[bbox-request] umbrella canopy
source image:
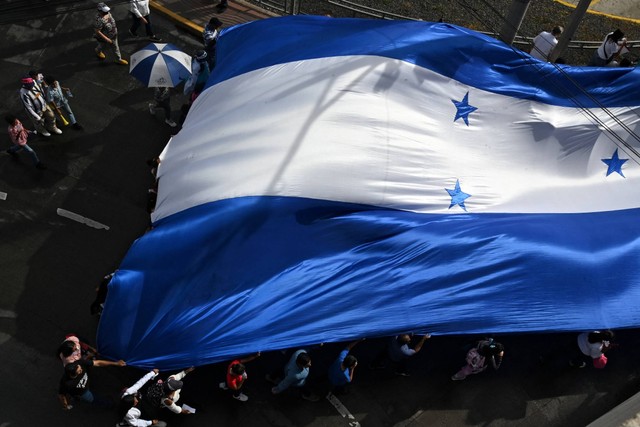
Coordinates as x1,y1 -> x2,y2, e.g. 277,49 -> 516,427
129,43 -> 192,87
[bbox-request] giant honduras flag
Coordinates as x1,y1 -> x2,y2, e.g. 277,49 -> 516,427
97,16 -> 640,369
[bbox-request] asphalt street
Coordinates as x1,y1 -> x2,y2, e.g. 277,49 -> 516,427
1,1 -> 640,427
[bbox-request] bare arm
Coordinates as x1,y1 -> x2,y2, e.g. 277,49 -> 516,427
346,338 -> 364,351
413,334 -> 431,353
490,351 -> 504,370
93,359 -> 126,368
58,394 -> 72,410
239,351 -> 261,364
94,28 -> 112,43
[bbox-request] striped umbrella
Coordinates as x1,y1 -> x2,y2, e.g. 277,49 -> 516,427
129,43 -> 192,87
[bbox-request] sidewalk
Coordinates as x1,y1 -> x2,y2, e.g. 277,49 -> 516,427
150,0 -> 277,38
556,0 -> 640,23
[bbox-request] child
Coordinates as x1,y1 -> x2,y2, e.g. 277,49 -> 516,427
5,114 -> 45,169
43,75 -> 83,130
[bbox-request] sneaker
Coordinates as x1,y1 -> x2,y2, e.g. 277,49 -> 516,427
95,49 -> 106,60
301,393 -> 320,402
149,103 -> 156,115
218,382 -> 228,390
394,371 -> 410,377
40,130 -> 51,137
232,393 -> 248,402
116,58 -> 129,65
451,373 -> 465,381
72,123 -> 83,130
128,29 -> 138,38
35,162 -> 47,170
569,360 -> 586,368
50,127 -> 62,135
149,35 -> 162,42
165,119 -> 177,127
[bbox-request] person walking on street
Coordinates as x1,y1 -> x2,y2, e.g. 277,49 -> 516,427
19,77 -> 61,137
56,334 -> 98,367
570,330 -> 615,369
219,352 -> 261,402
268,349 -> 319,401
328,340 -> 362,394
203,17 -> 223,70
128,0 -> 161,41
44,75 -> 83,130
94,2 -> 128,65
371,334 -> 431,376
149,87 -> 177,127
118,368 -> 167,426
530,26 -> 563,62
58,358 -> 126,410
5,114 -> 46,169
183,50 -> 210,100
216,0 -> 228,13
161,367 -> 196,414
452,338 -> 504,381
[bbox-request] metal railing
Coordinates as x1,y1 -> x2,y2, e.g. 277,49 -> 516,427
326,0 -> 414,20
244,0 -> 639,52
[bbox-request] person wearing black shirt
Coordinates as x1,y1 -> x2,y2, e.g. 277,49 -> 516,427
58,358 -> 126,410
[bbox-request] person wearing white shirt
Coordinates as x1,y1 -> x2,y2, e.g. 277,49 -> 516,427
530,26 -> 563,62
589,29 -> 626,66
118,369 -> 167,427
128,0 -> 161,41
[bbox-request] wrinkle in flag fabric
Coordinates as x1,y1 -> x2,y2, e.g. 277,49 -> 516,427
97,16 -> 640,369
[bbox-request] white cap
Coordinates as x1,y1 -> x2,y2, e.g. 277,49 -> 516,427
97,2 -> 110,12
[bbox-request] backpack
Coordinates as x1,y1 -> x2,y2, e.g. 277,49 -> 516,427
465,348 -> 486,371
146,379 -> 165,407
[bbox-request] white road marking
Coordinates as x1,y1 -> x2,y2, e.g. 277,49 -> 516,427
56,208 -> 110,230
0,309 -> 16,319
393,410 -> 424,427
326,392 -> 361,427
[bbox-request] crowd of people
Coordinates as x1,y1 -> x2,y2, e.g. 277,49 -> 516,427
3,3 -> 631,425
5,0 -> 635,170
54,326 -> 618,425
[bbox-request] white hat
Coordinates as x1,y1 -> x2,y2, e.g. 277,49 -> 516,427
97,2 -> 110,12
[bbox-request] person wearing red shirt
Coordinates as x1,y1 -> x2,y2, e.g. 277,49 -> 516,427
219,352 -> 260,402
5,114 -> 46,169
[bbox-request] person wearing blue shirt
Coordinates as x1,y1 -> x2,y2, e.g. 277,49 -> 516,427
370,333 -> 431,376
328,340 -> 363,394
270,349 -> 318,401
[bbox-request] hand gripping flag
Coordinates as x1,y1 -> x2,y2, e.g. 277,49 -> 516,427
97,16 -> 640,369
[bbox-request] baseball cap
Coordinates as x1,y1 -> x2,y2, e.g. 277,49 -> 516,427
97,2 -> 110,12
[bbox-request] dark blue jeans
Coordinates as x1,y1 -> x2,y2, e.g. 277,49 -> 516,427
8,143 -> 40,165
130,13 -> 154,37
77,389 -> 113,409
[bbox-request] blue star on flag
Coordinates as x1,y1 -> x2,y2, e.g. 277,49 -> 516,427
451,92 -> 478,126
601,148 -> 628,177
446,179 -> 471,211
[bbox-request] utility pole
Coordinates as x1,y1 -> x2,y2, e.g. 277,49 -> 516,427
548,0 -> 592,63
499,0 -> 531,46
